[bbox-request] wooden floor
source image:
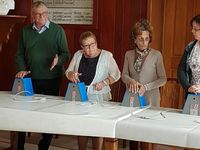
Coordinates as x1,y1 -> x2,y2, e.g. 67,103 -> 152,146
0,131 -> 129,150
0,131 -> 187,150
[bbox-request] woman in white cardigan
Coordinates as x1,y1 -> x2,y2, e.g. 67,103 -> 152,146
65,31 -> 120,150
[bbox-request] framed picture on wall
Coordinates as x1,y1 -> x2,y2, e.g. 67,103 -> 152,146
32,0 -> 98,28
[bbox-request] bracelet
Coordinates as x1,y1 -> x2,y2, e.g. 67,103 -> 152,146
103,80 -> 108,86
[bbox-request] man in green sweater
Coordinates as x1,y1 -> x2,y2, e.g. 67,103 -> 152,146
15,1 -> 70,150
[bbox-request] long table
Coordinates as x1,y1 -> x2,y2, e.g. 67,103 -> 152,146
0,92 -> 134,137
116,107 -> 200,149
0,91 -> 134,150
1,92 -> 200,149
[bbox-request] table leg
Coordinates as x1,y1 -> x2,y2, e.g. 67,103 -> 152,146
104,138 -> 118,150
10,131 -> 18,150
2,131 -> 18,150
140,142 -> 154,150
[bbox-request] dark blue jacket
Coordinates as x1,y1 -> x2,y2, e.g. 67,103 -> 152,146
178,40 -> 197,90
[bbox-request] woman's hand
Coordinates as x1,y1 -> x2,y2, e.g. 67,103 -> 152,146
129,79 -> 140,93
188,84 -> 200,94
138,84 -> 145,96
67,71 -> 80,83
129,79 -> 145,95
93,81 -> 105,91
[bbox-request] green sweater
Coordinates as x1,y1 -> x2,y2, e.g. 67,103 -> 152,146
16,22 -> 70,79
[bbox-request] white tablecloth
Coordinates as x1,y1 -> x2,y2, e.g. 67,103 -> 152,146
187,121 -> 200,149
116,108 -> 200,148
0,91 -> 64,110
0,92 -> 134,138
1,92 -> 200,148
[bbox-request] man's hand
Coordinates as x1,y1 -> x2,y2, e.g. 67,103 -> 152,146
15,71 -> 31,78
50,54 -> 58,71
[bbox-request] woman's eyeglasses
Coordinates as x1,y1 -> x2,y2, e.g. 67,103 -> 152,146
136,37 -> 150,43
81,42 -> 96,50
192,28 -> 200,32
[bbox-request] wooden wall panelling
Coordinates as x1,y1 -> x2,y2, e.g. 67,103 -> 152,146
59,28 -> 75,96
98,0 -> 116,52
162,0 -> 176,78
98,0 -> 119,101
0,24 -> 22,91
0,0 -> 31,91
111,0 -> 125,102
112,0 -> 133,102
171,0 -> 188,80
147,0 -> 164,51
160,81 -> 180,108
131,0 -> 148,25
185,1 -> 196,44
159,0 -> 184,108
195,0 -> 200,18
9,0 -> 31,23
111,0 -> 148,102
173,0 -> 188,56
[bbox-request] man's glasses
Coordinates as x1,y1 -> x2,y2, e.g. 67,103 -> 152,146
33,11 -> 48,18
81,42 -> 96,50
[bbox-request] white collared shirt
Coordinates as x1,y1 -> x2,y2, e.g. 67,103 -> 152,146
32,20 -> 50,34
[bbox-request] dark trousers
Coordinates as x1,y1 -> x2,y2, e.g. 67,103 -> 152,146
129,141 -> 138,150
18,132 -> 53,150
129,141 -> 148,150
17,77 -> 61,150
